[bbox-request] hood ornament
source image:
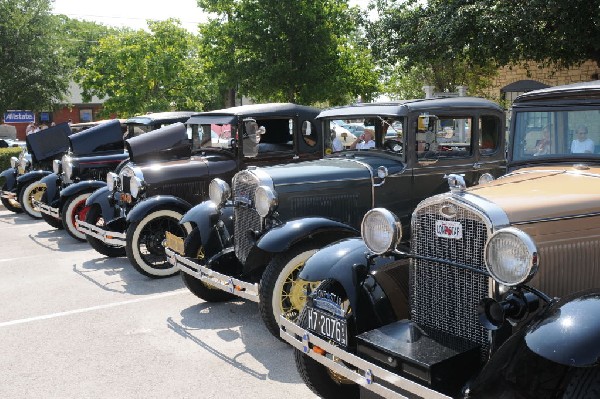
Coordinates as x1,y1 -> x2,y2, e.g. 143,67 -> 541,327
444,174 -> 466,194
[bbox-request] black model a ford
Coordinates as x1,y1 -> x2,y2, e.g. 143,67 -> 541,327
36,112 -> 194,240
281,81 -> 600,398
0,122 -> 72,218
77,103 -> 322,277
167,97 -> 507,338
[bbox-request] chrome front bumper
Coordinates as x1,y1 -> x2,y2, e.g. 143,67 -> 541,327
76,219 -> 126,246
33,199 -> 60,219
166,247 -> 259,302
278,316 -> 451,399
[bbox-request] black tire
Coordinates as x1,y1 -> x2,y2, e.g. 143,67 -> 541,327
294,280 -> 359,399
84,205 -> 126,257
18,180 -> 46,219
180,227 -> 234,302
125,208 -> 190,278
563,367 -> 600,398
40,191 -> 63,229
1,183 -> 23,213
258,242 -> 321,338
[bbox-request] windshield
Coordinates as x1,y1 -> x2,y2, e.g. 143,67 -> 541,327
194,124 -> 233,150
512,108 -> 600,162
325,117 -> 403,155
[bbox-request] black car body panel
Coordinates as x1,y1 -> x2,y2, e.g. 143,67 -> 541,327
126,122 -> 190,164
69,119 -> 124,156
26,122 -> 72,164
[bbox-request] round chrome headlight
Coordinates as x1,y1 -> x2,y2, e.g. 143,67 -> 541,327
106,172 -> 119,192
19,156 -> 30,170
478,173 -> 494,185
10,156 -> 18,169
129,176 -> 145,198
254,185 -> 277,217
53,159 -> 62,175
209,178 -> 231,206
484,227 -> 538,286
361,208 -> 402,255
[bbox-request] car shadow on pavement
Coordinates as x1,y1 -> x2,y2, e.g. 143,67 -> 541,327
74,256 -> 185,296
168,301 -> 304,384
27,228 -> 93,252
0,212 -> 40,226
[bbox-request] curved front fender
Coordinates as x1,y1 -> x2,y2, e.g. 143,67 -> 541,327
525,289 -> 600,367
299,237 -> 368,314
256,217 -> 359,254
61,180 -> 106,200
126,195 -> 192,224
40,173 -> 62,204
1,168 -> 18,191
16,170 -> 51,191
179,201 -> 234,248
85,186 -> 117,221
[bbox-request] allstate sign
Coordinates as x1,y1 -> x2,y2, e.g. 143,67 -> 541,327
4,110 -> 35,123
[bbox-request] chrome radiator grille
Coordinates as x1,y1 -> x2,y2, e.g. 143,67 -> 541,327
410,199 -> 491,357
233,171 -> 261,263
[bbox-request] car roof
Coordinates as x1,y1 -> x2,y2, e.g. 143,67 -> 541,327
125,111 -> 197,125
187,103 -> 321,125
316,97 -> 503,119
514,80 -> 600,104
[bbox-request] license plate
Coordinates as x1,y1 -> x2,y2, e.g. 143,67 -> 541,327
165,231 -> 185,255
435,220 -> 462,239
307,306 -> 348,347
120,193 -> 133,203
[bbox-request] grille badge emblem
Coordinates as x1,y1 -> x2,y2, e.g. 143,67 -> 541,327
440,204 -> 458,219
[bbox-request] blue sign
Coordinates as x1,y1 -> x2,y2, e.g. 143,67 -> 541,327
4,110 -> 35,123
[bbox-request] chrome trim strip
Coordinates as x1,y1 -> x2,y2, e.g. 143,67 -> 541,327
511,211 -> 600,226
33,199 -> 60,219
279,316 -> 451,399
75,219 -> 126,246
167,247 -> 260,302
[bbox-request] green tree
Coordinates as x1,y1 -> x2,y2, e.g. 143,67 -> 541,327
368,0 -> 499,96
197,0 -> 380,105
77,19 -> 219,117
0,0 -> 71,114
370,0 -> 600,80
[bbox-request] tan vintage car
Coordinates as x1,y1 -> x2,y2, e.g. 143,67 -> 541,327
282,80 -> 600,398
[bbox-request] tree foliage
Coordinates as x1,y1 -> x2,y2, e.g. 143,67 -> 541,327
196,0 -> 381,105
370,0 -> 600,86
76,19 -> 219,117
0,0 -> 71,114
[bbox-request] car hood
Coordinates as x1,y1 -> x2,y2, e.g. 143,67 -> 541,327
263,156 -> 372,186
125,122 -> 190,164
69,119 -> 124,156
26,122 -> 71,163
468,165 -> 600,223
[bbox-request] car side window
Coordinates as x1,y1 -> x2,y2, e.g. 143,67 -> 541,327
243,118 -> 295,157
416,115 -> 472,160
302,120 -> 318,147
479,115 -> 502,155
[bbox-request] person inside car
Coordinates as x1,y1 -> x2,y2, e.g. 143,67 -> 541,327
350,128 -> 375,150
571,125 -> 595,154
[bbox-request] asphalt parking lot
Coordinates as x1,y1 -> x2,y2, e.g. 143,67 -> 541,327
0,206 -> 317,398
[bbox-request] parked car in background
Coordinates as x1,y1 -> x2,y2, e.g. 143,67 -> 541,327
78,103 -> 323,278
0,122 -> 72,217
282,80 -> 600,399
36,112 -> 195,240
167,97 -> 507,337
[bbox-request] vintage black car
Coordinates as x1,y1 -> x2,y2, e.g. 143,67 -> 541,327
281,81 -> 600,398
167,97 -> 507,337
0,122 -> 72,217
77,103 -> 323,277
36,112 -> 195,240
